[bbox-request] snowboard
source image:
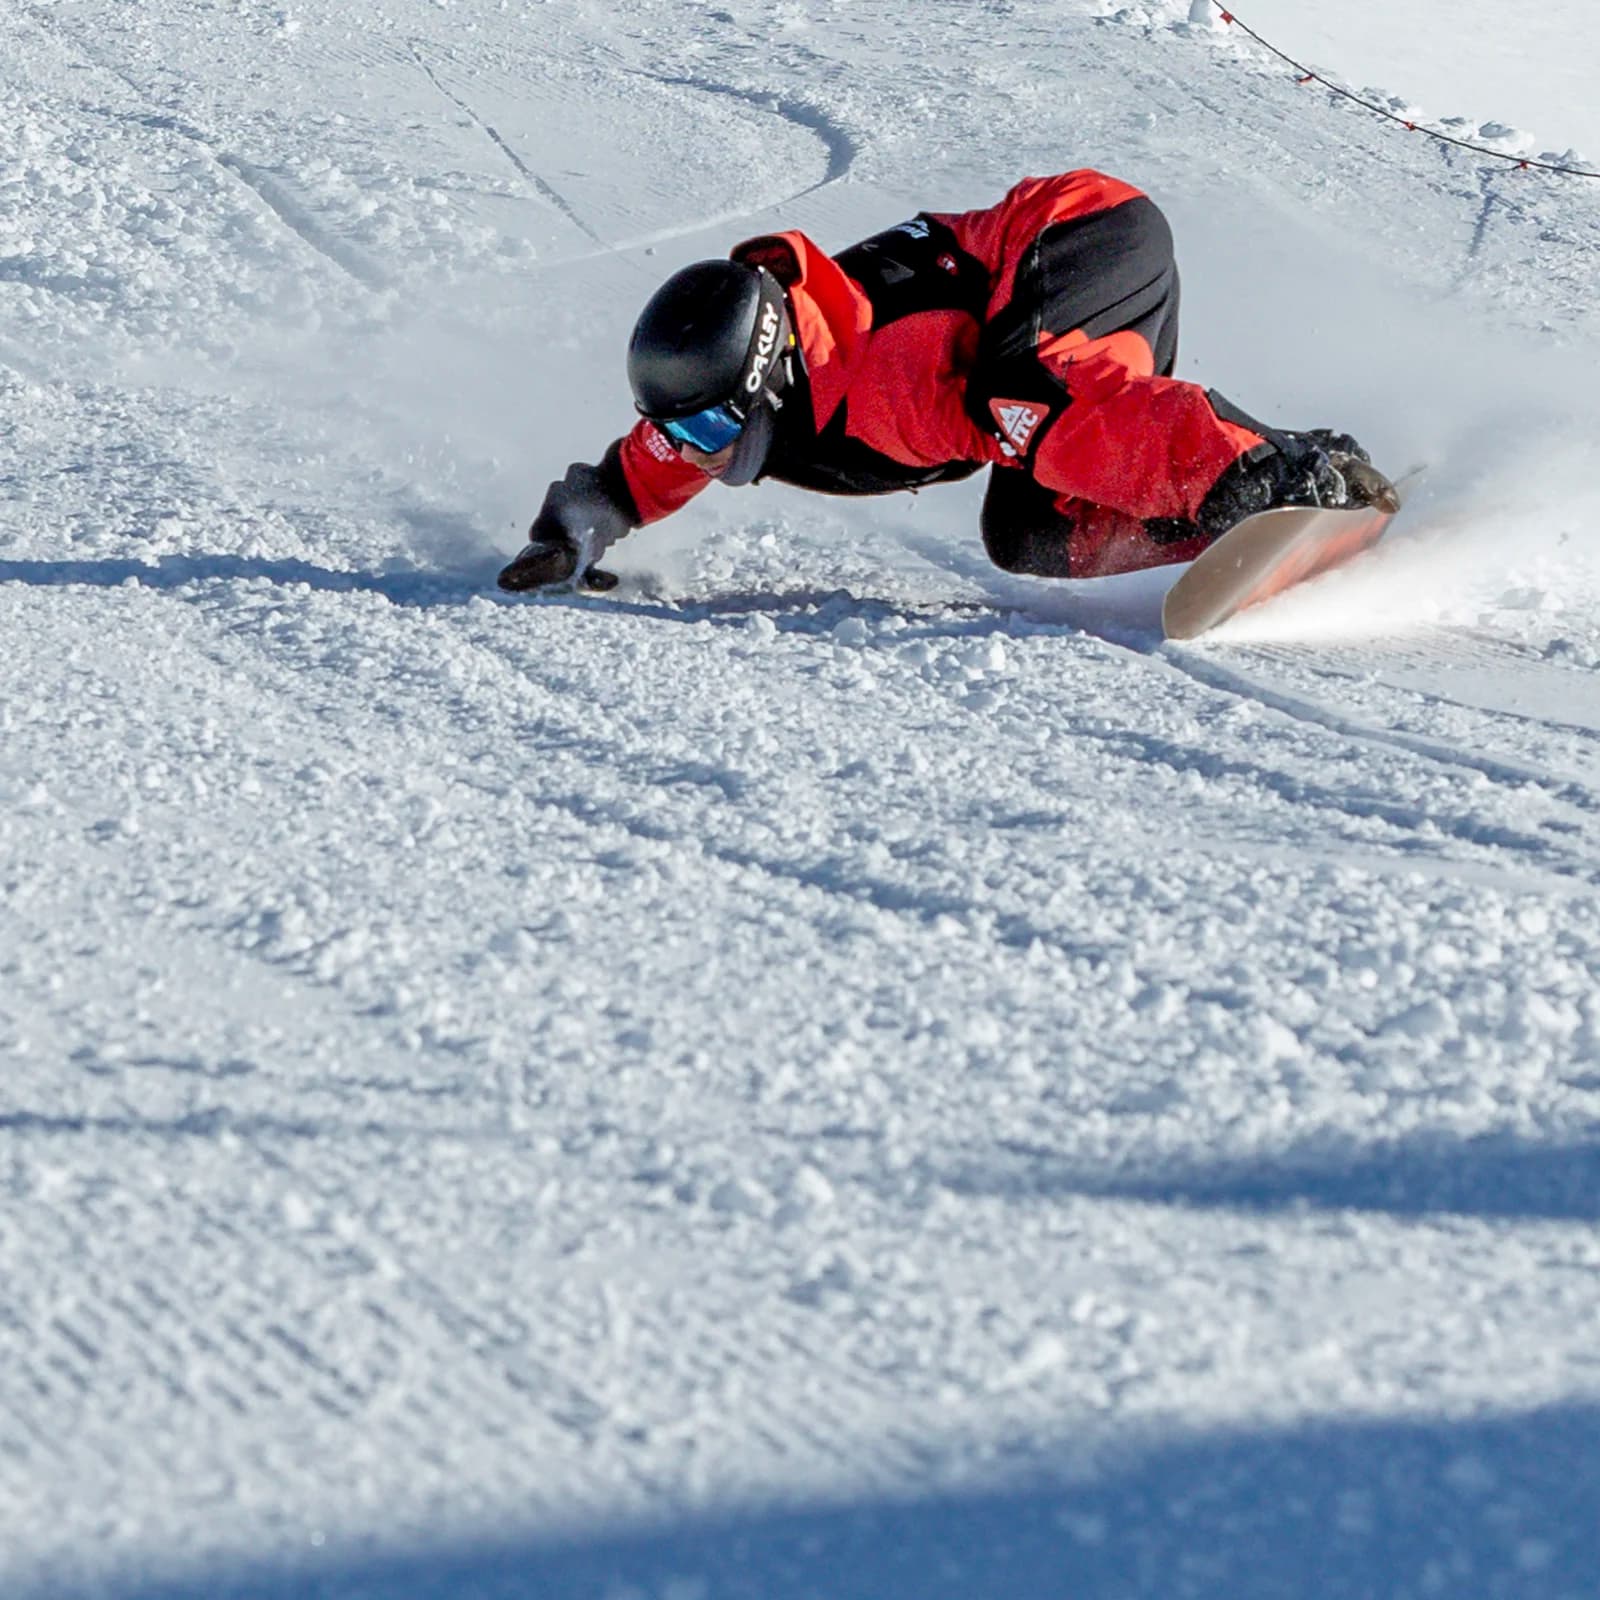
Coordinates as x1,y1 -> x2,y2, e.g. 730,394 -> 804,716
1161,466 -> 1405,641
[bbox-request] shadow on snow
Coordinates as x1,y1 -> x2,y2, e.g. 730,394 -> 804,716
0,550 -> 1121,638
0,552 -> 491,609
944,1127 -> 1600,1223
48,1400 -> 1600,1600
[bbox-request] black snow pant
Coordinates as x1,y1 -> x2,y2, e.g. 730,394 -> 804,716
975,196 -> 1209,578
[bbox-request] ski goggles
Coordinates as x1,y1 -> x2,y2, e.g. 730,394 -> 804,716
656,401 -> 748,455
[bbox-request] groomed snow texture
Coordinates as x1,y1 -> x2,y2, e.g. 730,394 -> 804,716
3,2 -> 1600,1596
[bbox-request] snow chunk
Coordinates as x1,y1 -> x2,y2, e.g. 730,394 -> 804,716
1252,1014 -> 1304,1063
1443,1452 -> 1497,1498
990,1331 -> 1071,1391
775,1164 -> 836,1225
1378,997 -> 1457,1042
1502,989 -> 1579,1044
958,635 -> 1007,676
1477,121 -> 1533,148
707,1176 -> 770,1218
1057,1509 -> 1109,1546
789,1248 -> 866,1306
1517,1541 -> 1556,1574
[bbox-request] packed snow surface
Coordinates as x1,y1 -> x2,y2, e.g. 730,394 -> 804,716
4,1 -> 1600,1596
1203,0 -> 1600,164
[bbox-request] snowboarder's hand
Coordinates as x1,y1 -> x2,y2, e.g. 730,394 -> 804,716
498,462 -> 633,592
497,530 -> 581,591
536,464 -> 632,554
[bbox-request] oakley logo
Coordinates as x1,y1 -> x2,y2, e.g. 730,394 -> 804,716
744,302 -> 783,394
990,398 -> 1046,456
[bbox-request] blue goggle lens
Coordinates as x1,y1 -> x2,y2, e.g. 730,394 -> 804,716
658,403 -> 747,454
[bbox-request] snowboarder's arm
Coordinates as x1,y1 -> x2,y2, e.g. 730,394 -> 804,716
497,424 -> 711,592
615,419 -> 713,524
529,422 -> 713,554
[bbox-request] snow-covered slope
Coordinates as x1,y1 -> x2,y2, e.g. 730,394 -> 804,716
1207,0 -> 1600,163
3,2 -> 1600,1596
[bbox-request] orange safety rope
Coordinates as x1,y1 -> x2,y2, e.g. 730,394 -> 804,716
1210,4 -> 1600,180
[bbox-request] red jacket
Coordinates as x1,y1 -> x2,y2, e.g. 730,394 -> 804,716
611,172 -> 1262,530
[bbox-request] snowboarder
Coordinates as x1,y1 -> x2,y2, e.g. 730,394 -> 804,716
498,168 -> 1388,593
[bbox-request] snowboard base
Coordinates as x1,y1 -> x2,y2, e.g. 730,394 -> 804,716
1161,486 -> 1400,641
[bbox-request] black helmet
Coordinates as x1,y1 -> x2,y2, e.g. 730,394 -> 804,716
627,259 -> 794,487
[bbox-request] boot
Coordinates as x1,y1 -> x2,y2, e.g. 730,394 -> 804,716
1199,431 -> 1396,540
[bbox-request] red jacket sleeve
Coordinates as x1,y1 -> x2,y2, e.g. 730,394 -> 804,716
616,419 -> 713,526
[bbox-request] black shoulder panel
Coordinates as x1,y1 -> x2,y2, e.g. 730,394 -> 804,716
834,215 -> 990,329
765,406 -> 978,496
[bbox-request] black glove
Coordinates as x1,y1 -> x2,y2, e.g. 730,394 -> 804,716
1297,428 -> 1371,465
498,461 -> 633,593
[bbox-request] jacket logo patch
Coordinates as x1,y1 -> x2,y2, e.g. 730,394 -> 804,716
989,398 -> 1046,457
642,423 -> 680,462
